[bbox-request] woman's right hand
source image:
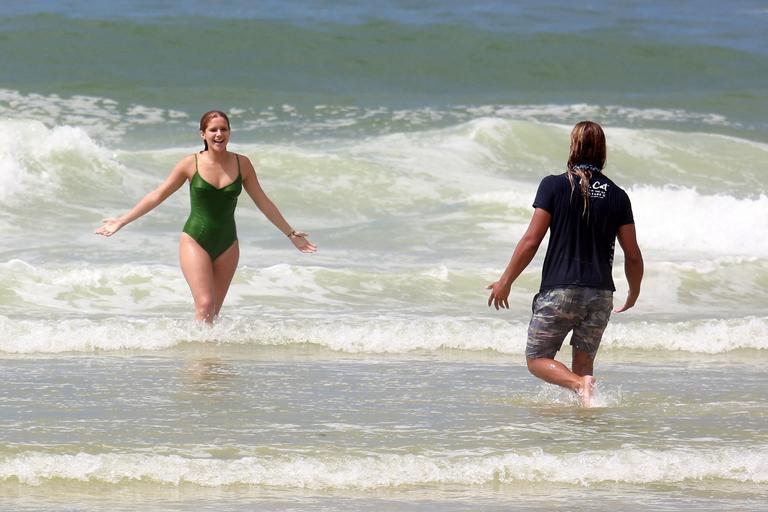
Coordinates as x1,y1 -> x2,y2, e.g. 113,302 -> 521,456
95,217 -> 125,237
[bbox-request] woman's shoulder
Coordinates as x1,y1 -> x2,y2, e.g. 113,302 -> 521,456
175,153 -> 198,167
169,153 -> 198,176
231,152 -> 255,172
230,151 -> 252,162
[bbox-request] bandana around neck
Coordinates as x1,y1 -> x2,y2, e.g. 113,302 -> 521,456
571,163 -> 601,173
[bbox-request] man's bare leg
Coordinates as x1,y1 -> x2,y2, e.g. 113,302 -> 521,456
571,348 -> 594,376
571,348 -> 596,406
527,356 -> 595,407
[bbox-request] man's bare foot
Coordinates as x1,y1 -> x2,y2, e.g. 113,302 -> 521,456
577,375 -> 596,407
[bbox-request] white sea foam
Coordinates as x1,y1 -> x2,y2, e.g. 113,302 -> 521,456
475,104 -> 734,127
0,260 -> 188,314
1,255 -> 767,355
604,316 -> 768,353
0,119 -> 118,202
232,103 -> 739,136
1,446 -> 765,488
0,88 -> 188,140
532,382 -> 624,408
0,90 -> 748,151
1,312 -> 766,355
0,314 -> 527,354
2,253 -> 767,324
2,110 -> 765,237
629,186 -> 768,256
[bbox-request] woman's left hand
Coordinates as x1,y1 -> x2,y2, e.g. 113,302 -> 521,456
289,232 -> 317,253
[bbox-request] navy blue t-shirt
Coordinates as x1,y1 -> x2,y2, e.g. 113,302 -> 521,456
533,172 -> 634,292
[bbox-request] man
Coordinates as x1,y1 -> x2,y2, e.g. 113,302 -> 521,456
487,121 -> 643,407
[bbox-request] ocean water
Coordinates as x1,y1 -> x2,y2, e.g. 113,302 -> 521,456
1,1 -> 767,510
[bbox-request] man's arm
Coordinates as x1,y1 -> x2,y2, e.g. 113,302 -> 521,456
614,223 -> 643,313
487,208 -> 551,310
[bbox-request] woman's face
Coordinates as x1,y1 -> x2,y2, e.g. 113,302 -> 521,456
201,116 -> 230,151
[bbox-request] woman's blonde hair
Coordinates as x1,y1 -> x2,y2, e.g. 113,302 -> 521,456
566,121 -> 606,217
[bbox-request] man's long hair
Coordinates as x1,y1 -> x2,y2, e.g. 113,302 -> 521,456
566,121 -> 607,217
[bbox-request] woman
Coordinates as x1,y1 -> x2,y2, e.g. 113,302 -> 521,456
96,110 -> 316,323
487,121 -> 643,406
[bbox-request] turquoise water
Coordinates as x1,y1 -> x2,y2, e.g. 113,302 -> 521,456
1,1 -> 767,510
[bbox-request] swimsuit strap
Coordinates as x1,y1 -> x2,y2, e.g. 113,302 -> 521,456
194,153 -> 199,172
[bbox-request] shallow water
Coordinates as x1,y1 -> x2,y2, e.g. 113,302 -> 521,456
1,349 -> 766,510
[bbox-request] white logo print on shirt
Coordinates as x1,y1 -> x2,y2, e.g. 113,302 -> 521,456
589,180 -> 609,199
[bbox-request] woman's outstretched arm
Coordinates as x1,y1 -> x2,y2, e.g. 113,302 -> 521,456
240,155 -> 316,253
95,155 -> 192,237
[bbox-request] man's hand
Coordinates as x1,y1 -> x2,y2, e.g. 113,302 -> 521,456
487,281 -> 511,310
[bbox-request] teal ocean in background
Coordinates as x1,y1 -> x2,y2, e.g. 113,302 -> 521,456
1,1 -> 767,510
2,0 -> 768,143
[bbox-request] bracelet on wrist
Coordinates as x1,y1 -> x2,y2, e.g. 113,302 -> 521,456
287,229 -> 309,239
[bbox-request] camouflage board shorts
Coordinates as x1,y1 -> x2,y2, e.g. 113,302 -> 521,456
526,287 -> 613,360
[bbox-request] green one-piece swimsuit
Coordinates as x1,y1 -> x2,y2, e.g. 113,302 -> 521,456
182,153 -> 242,260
